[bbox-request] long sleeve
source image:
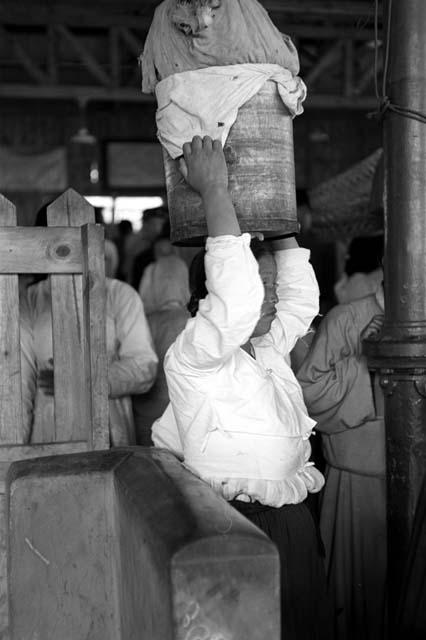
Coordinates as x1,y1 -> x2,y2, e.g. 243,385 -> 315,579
297,302 -> 376,434
107,280 -> 158,398
167,234 -> 264,373
255,248 -> 319,356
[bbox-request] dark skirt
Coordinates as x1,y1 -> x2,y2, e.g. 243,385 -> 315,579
229,499 -> 334,640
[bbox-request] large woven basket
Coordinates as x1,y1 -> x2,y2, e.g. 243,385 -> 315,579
308,148 -> 384,241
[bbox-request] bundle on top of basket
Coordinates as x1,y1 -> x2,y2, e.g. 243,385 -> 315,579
140,0 -> 306,245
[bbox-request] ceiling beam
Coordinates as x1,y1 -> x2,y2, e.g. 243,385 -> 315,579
0,1 -> 379,28
264,1 -> 377,17
0,83 -> 377,109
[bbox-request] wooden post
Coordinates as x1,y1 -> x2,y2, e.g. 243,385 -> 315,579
364,0 -> 426,628
0,189 -> 109,636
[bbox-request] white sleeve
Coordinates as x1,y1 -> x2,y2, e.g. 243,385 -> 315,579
151,403 -> 184,459
267,248 -> 319,355
166,233 -> 264,373
108,281 -> 159,397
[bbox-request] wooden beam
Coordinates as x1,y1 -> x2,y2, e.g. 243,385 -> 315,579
0,82 -> 377,109
54,25 -> 111,86
305,40 -> 344,86
264,1 -> 377,17
0,26 -> 49,85
0,5 -> 153,28
0,83 -> 153,102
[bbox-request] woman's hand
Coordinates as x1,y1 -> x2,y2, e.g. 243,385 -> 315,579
179,136 -> 228,197
179,135 -> 240,238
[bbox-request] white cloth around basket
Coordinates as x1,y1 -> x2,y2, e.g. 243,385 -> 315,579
155,63 -> 307,159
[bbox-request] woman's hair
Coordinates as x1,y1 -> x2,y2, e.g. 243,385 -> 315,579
345,235 -> 384,276
187,238 -> 272,317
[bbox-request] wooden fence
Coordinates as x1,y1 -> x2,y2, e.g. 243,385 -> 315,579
0,188 -> 109,636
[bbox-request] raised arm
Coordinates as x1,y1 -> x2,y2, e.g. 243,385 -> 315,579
167,136 -> 263,372
260,236 -> 319,355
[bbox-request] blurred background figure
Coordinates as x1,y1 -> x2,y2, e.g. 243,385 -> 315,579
133,252 -> 190,445
334,235 -> 384,304
120,206 -> 167,287
115,219 -> 134,281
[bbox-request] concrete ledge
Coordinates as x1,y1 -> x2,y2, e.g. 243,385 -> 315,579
7,447 -> 280,640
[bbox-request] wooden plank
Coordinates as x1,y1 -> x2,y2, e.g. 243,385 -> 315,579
0,493 -> 8,635
0,227 -> 83,273
81,224 -> 109,450
0,83 -> 154,102
264,1 -> 376,18
0,197 -> 22,445
47,191 -> 95,442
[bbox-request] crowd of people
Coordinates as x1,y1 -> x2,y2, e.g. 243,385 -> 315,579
19,136 -> 386,640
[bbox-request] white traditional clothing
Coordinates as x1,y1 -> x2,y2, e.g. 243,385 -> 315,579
297,294 -> 386,640
152,233 -> 324,507
134,255 -> 190,444
23,278 -> 158,446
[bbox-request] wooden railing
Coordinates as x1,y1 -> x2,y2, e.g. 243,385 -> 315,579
0,188 -> 109,636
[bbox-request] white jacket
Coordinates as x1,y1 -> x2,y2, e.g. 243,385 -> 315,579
153,234 -> 324,507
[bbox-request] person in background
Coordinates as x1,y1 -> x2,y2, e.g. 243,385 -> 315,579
129,207 -> 169,289
21,206 -> 158,446
297,283 -> 386,640
152,136 -> 333,640
133,251 -> 190,445
115,219 -> 134,281
118,206 -> 166,286
334,235 -> 384,304
94,207 -> 119,278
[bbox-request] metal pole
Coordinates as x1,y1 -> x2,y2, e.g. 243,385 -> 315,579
364,0 -> 426,627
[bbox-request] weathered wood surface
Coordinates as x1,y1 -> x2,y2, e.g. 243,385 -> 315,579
0,227 -> 84,273
47,191 -> 96,443
0,198 -> 22,446
8,448 -> 280,640
81,223 -> 109,450
0,189 -> 109,638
